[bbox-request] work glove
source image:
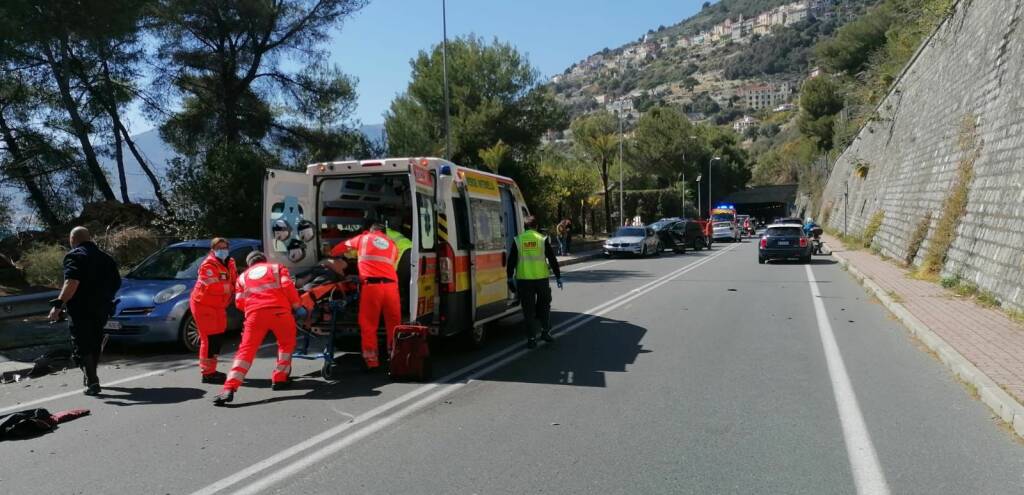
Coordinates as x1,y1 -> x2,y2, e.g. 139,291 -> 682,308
556,277 -> 564,290
294,306 -> 309,320
507,279 -> 517,293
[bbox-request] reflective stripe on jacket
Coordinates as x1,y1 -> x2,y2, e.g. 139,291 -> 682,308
331,231 -> 399,281
234,262 -> 300,313
515,230 -> 550,280
191,253 -> 237,308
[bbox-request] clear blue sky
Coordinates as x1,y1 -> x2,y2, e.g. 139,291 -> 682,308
332,0 -> 705,125
123,1 -> 705,133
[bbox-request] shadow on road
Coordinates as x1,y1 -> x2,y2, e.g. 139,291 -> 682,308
764,258 -> 837,266
475,312 -> 648,388
223,354 -> 385,408
101,386 -> 206,406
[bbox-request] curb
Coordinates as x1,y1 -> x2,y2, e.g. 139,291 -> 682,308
831,248 -> 1024,438
557,251 -> 604,267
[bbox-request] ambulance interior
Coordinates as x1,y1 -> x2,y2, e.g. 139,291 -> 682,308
316,174 -> 414,259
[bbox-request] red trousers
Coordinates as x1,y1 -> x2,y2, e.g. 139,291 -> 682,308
223,309 -> 296,391
358,281 -> 401,368
190,301 -> 227,375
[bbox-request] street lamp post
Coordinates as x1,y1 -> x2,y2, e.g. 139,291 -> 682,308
844,180 -> 849,236
696,174 -> 702,218
708,156 -> 721,216
441,0 -> 451,160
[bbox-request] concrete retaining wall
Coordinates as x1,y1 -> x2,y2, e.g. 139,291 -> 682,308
819,0 -> 1024,311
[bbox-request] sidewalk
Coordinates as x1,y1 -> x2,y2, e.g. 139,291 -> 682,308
824,233 -> 1024,436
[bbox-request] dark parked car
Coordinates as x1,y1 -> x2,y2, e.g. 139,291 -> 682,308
758,224 -> 812,264
106,239 -> 262,351
649,218 -> 707,253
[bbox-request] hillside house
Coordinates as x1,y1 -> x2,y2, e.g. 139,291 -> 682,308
738,81 -> 795,110
733,115 -> 760,133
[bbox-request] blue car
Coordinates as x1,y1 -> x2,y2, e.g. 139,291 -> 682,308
105,239 -> 262,351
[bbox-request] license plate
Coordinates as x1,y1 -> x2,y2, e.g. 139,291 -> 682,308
777,241 -> 790,246
104,321 -> 122,331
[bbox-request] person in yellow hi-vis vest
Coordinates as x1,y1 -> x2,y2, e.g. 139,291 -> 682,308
506,216 -> 563,349
386,225 -> 413,320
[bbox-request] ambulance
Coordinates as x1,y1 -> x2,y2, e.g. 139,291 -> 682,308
262,157 -> 530,346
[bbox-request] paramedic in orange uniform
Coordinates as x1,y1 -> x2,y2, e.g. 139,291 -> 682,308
189,237 -> 237,384
213,251 -> 302,405
329,221 -> 400,370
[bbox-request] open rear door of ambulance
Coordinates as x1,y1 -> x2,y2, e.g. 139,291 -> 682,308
408,162 -> 437,323
262,168 -> 318,273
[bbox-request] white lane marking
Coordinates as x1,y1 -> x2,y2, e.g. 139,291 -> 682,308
0,342 -> 276,415
193,243 -> 739,495
805,265 -> 890,495
563,259 -> 614,272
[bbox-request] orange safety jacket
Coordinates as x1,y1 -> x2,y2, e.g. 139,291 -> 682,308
190,254 -> 237,308
234,262 -> 300,313
329,231 -> 399,281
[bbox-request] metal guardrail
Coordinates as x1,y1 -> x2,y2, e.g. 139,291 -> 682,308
0,291 -> 59,320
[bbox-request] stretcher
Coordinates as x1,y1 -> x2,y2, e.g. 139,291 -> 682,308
292,279 -> 359,380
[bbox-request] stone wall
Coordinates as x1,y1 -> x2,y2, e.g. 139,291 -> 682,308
819,0 -> 1024,311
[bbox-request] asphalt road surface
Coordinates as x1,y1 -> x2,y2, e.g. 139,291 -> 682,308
2,240 -> 1022,494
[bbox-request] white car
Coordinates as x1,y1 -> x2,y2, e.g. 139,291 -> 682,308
604,226 -> 661,257
712,221 -> 741,242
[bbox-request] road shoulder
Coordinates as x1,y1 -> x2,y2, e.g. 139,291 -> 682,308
824,234 -> 1024,439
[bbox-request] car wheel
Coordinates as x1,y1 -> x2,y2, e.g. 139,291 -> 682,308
801,255 -> 812,264
654,242 -> 662,256
692,237 -> 701,251
179,312 -> 201,353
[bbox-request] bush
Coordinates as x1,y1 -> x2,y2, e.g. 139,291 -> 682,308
21,244 -> 67,288
96,227 -> 166,271
904,212 -> 931,266
862,210 -> 884,248
920,115 -> 980,275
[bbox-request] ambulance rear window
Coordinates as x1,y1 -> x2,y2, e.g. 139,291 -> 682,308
417,193 -> 435,252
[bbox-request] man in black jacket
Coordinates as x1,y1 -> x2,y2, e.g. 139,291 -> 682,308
47,227 -> 121,396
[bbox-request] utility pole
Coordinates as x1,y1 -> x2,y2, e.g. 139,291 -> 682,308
618,113 -> 624,226
441,0 -> 451,160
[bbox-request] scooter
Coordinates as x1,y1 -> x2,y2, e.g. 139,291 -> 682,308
811,227 -> 824,255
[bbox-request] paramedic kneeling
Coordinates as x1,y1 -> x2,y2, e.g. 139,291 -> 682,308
507,216 -> 563,349
330,221 -> 400,370
213,251 -> 301,406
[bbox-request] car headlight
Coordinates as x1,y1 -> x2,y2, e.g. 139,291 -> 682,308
154,284 -> 187,304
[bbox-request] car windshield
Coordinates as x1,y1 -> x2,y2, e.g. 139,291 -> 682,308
648,220 -> 674,231
614,228 -> 646,237
711,213 -> 735,222
767,227 -> 804,237
127,247 -> 209,280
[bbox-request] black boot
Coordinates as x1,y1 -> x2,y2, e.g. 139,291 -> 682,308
540,331 -> 554,343
526,338 -> 537,349
202,371 -> 227,384
212,390 -> 235,406
82,353 -> 100,395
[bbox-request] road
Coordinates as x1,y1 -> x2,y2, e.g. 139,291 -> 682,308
2,240 -> 1022,494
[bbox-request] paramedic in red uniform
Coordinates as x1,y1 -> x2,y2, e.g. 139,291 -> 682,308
189,237 -> 237,384
329,221 -> 400,370
213,251 -> 302,405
